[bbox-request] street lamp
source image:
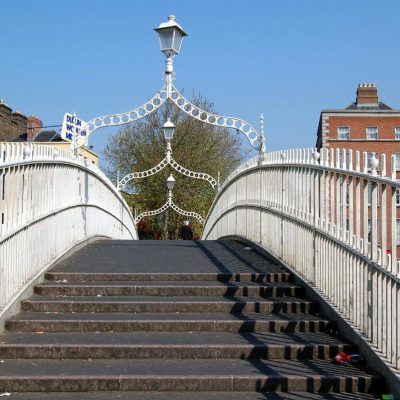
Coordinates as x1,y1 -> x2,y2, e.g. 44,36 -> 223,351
163,118 -> 175,141
154,15 -> 187,75
167,174 -> 176,191
134,174 -> 205,225
154,15 -> 187,59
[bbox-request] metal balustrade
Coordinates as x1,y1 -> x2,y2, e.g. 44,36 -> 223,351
0,143 -> 137,313
203,147 -> 400,371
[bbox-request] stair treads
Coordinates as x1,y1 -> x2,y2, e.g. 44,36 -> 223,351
6,312 -> 333,333
33,281 -> 302,297
0,331 -> 351,346
45,272 -> 292,282
0,392 -> 383,400
21,295 -> 315,312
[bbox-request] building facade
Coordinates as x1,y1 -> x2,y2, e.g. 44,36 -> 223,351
316,83 -> 400,256
0,100 -> 28,141
0,99 -> 98,165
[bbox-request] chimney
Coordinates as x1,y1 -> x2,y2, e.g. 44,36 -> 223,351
27,115 -> 43,141
356,83 -> 378,106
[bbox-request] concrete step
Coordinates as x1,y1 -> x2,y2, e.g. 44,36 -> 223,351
45,272 -> 292,283
21,295 -> 317,314
33,281 -> 303,297
3,392 -> 384,400
5,312 -> 334,333
0,331 -> 355,360
0,358 -> 383,393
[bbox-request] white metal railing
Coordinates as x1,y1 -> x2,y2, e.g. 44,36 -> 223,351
0,143 -> 137,312
203,147 -> 400,371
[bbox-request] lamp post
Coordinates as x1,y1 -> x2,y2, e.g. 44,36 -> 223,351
154,15 -> 187,78
163,118 -> 175,157
134,173 -> 204,226
63,15 -> 265,158
62,15 -> 265,222
117,114 -> 217,190
166,174 -> 176,200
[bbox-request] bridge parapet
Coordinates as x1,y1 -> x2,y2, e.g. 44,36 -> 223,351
0,143 -> 137,315
203,147 -> 400,373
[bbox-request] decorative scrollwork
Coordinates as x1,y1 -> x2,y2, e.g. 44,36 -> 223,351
135,197 -> 204,225
118,156 -> 169,190
169,84 -> 261,150
170,202 -> 205,224
85,86 -> 168,135
135,201 -> 170,224
169,156 -> 217,188
117,154 -> 217,191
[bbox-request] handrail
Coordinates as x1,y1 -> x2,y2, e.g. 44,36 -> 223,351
0,143 -> 138,313
203,147 -> 400,373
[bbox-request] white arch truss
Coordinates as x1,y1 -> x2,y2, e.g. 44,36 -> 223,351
135,197 -> 204,225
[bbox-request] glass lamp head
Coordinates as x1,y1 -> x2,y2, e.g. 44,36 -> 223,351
163,118 -> 175,140
154,15 -> 187,58
166,174 -> 176,190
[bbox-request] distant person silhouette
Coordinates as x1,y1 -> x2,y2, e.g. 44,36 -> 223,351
179,220 -> 193,240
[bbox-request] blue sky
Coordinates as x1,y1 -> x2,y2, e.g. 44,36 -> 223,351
1,0 -> 400,168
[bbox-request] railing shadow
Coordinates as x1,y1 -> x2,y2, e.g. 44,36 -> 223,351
193,239 -> 375,395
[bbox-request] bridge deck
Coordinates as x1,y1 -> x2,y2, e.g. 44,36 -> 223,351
0,240 -> 386,398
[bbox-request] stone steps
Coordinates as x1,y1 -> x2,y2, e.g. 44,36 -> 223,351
0,358 -> 383,392
0,239 -> 387,396
33,281 -> 303,297
5,312 -> 334,333
44,272 -> 292,282
21,295 -> 317,313
0,331 -> 355,360
3,392 -> 384,400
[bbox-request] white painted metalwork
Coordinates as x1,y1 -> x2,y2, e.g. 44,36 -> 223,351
63,15 -> 265,156
85,86 -> 168,135
169,84 -> 261,149
0,143 -> 137,313
203,147 -> 400,372
135,184 -> 204,225
117,150 -> 217,190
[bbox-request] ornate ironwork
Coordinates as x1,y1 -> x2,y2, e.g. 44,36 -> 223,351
85,86 -> 168,135
135,194 -> 204,225
169,84 -> 261,149
118,157 -> 169,189
76,83 -> 264,151
117,153 -> 217,190
169,201 -> 204,224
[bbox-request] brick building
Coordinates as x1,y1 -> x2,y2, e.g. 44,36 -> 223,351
0,100 -> 29,141
316,83 -> 400,168
0,99 -> 98,164
315,83 -> 400,256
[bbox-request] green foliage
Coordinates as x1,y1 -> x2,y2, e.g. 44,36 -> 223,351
104,94 -> 246,239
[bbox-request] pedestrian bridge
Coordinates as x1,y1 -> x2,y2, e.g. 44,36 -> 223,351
1,142 -> 399,397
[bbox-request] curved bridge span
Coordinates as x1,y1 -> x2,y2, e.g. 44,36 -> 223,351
203,148 -> 400,394
0,144 -> 399,397
0,143 -> 137,318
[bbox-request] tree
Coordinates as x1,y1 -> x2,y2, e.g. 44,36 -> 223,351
104,94 -> 247,239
